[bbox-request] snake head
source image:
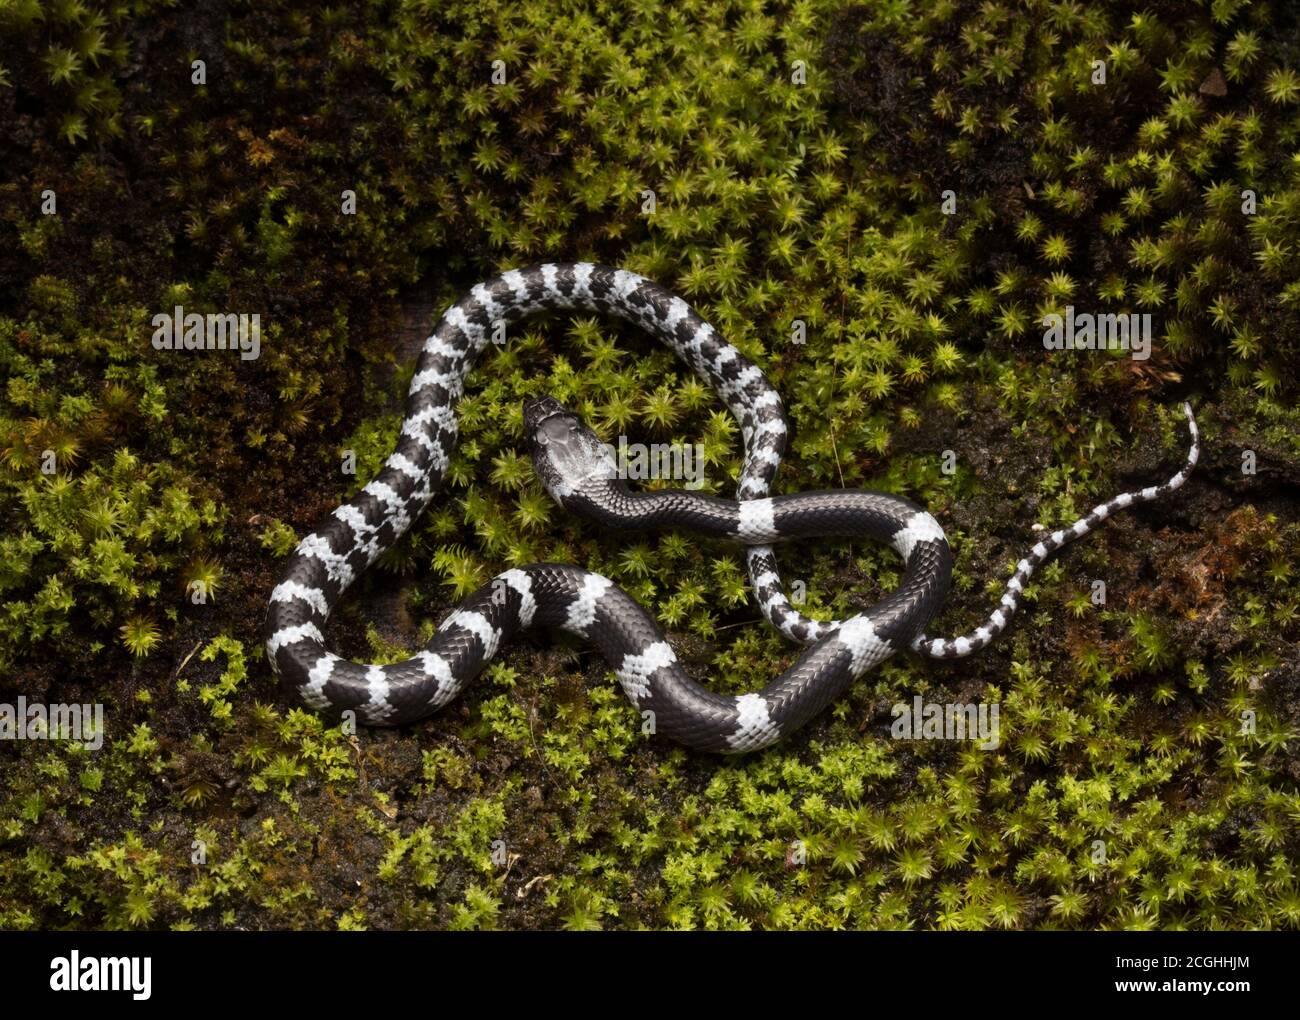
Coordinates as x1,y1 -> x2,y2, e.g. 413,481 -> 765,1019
524,395 -> 616,503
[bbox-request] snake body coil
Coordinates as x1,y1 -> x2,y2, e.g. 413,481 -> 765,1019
265,263 -> 1199,753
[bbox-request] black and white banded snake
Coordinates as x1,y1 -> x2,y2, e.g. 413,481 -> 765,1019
264,263 -> 1199,754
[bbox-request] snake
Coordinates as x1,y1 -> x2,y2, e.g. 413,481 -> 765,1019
264,263 -> 1200,754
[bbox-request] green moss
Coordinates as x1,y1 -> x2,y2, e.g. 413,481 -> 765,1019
1,0 -> 1298,930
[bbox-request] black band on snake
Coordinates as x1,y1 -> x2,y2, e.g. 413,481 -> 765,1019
264,263 -> 1200,754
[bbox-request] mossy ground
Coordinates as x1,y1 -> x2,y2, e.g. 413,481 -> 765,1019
1,0 -> 1298,929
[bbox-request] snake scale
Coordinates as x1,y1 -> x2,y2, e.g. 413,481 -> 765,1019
264,263 -> 1199,753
